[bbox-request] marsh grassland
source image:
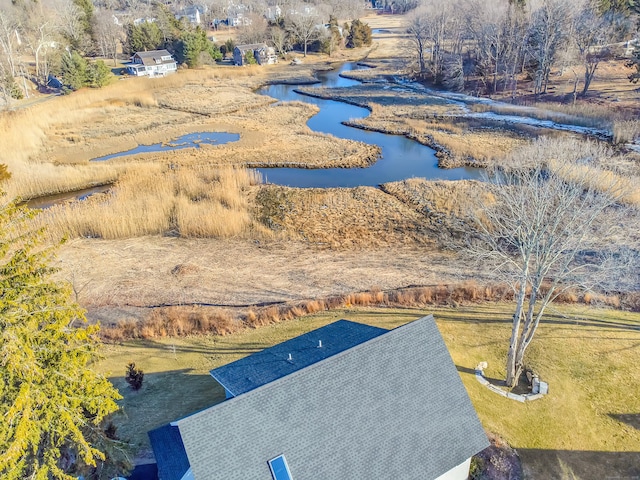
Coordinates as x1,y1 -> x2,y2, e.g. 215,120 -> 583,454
3,11 -> 640,476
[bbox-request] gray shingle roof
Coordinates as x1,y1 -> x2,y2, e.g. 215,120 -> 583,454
177,315 -> 488,480
132,50 -> 175,66
235,43 -> 268,53
148,424 -> 190,480
210,319 -> 387,396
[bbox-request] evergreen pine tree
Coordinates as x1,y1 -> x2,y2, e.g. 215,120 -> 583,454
88,60 -> 111,88
0,195 -> 122,479
60,51 -> 89,91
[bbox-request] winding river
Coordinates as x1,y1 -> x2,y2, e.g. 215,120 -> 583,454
30,63 -> 486,208
256,63 -> 481,188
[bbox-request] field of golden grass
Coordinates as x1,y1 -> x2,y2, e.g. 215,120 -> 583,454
255,185 -> 430,248
34,165 -> 265,240
1,52 -> 377,201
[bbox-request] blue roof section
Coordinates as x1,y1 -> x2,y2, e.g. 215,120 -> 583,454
148,424 -> 190,480
210,320 -> 388,397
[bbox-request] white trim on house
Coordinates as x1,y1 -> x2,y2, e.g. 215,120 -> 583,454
126,50 -> 177,77
434,457 -> 473,480
180,467 -> 195,480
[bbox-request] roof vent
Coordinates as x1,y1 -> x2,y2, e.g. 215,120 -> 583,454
317,340 -> 322,348
287,353 -> 293,362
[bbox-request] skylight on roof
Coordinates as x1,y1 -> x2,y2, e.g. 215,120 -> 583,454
268,455 -> 293,480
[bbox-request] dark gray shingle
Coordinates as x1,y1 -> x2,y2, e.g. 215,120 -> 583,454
177,315 -> 489,480
210,319 -> 387,396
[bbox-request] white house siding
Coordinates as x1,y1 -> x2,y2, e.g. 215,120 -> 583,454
434,457 -> 472,480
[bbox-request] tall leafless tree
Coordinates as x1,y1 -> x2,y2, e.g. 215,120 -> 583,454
285,6 -> 321,57
462,139 -> 638,387
406,7 -> 429,73
527,0 -> 569,96
237,12 -> 269,44
269,26 -> 292,57
466,1 -> 510,94
572,2 -> 616,96
94,9 -> 124,66
0,9 -> 20,78
406,0 -> 456,81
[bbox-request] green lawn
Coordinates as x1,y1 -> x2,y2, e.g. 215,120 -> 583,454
95,304 -> 640,478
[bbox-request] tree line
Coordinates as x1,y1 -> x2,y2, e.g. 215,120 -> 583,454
0,0 -> 374,103
405,0 -> 640,97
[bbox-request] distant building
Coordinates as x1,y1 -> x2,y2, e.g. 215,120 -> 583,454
227,4 -> 251,27
133,17 -> 156,26
265,5 -> 282,22
233,43 -> 278,66
126,50 -> 177,77
176,5 -> 207,25
149,316 -> 489,480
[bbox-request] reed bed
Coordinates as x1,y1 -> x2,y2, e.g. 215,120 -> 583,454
99,281 -> 633,341
612,120 -> 640,145
532,101 -> 635,125
509,137 -> 640,205
0,64 -> 273,199
470,102 -> 615,129
34,165 -> 263,240
255,185 -> 428,248
7,162 -> 121,201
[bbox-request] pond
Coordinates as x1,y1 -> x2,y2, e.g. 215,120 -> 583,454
92,131 -> 240,162
256,63 -> 481,188
25,184 -> 112,209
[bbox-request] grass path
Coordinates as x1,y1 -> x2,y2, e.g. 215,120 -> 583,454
95,303 -> 640,477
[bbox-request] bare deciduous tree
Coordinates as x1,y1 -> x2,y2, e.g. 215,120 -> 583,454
406,7 -> 429,73
462,139 -> 638,387
21,6 -> 59,85
269,26 -> 292,57
285,6 -> 321,57
0,9 -> 20,78
466,1 -> 510,94
572,2 -> 616,96
57,0 -> 92,52
94,9 -> 123,66
406,1 -> 458,81
527,0 -> 570,95
237,12 -> 269,45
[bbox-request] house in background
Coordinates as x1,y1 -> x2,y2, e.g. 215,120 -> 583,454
149,316 -> 488,480
226,4 -> 251,27
265,5 -> 282,22
176,5 -> 207,25
233,43 -> 278,66
126,50 -> 177,77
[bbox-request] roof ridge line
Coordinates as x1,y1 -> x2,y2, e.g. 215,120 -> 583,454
177,315 -> 434,426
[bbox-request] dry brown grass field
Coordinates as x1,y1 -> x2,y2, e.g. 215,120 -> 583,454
0,52 -> 374,200
0,12 -> 636,322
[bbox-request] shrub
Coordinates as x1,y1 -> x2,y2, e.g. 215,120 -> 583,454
346,19 -> 372,48
125,362 -> 144,390
244,50 -> 257,65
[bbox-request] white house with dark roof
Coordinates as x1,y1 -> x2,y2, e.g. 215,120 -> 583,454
148,315 -> 488,480
176,5 -> 207,25
126,50 -> 177,77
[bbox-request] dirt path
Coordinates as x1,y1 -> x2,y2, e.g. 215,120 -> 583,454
56,237 -> 476,323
